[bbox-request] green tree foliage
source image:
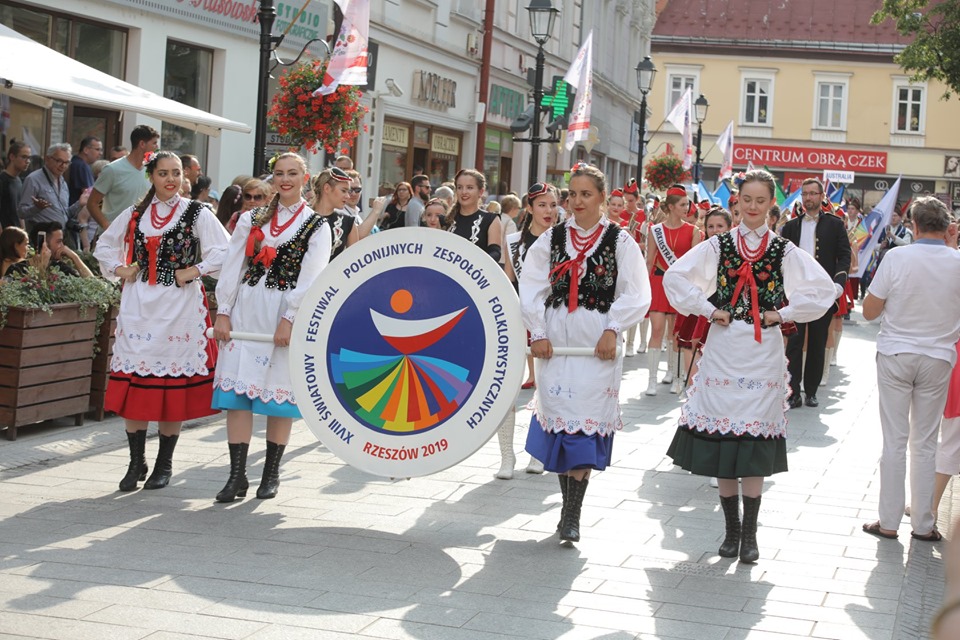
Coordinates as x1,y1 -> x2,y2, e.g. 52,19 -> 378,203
872,0 -> 960,97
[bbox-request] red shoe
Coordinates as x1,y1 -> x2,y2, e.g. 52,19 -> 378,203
521,381 -> 535,390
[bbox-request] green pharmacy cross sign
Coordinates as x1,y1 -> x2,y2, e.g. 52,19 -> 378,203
541,76 -> 574,120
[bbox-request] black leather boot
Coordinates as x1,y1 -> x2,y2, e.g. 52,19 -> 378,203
216,442 -> 249,503
559,477 -> 589,542
119,430 -> 148,492
256,441 -> 286,499
556,474 -> 569,531
718,495 -> 741,558
143,434 -> 179,490
740,495 -> 762,563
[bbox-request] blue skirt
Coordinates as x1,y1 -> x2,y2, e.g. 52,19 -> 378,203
524,414 -> 614,473
211,388 -> 302,419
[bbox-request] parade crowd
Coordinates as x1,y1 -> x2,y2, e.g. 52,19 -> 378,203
2,129 -> 960,638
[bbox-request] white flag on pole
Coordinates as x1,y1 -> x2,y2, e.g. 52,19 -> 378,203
315,0 -> 370,96
666,87 -> 693,169
716,120 -> 734,180
853,176 -> 902,278
564,31 -> 593,150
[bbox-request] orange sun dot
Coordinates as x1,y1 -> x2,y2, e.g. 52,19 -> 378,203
390,289 -> 413,314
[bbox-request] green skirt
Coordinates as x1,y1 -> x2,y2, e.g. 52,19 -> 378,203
666,425 -> 788,478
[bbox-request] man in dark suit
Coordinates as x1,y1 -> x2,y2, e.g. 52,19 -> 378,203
780,178 -> 851,408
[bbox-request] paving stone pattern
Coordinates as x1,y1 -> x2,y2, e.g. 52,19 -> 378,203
0,314 -> 953,639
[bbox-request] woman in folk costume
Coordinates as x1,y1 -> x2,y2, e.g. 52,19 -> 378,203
521,163 -> 650,542
663,170 -> 835,563
212,153 -> 332,502
606,188 -> 625,225
645,185 -> 702,396
310,167 -> 358,261
621,179 -> 648,355
445,168 -> 502,262
94,151 -> 230,491
496,182 -> 560,479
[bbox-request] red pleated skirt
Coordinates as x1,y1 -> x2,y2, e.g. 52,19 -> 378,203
834,281 -> 853,317
675,314 -> 710,349
105,306 -> 219,422
944,342 -> 960,419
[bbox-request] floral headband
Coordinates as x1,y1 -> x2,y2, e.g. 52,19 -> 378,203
143,151 -> 158,166
267,152 -> 282,173
732,171 -> 747,187
570,161 -> 591,173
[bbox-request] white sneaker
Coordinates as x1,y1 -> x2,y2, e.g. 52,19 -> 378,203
661,371 -> 674,385
625,345 -> 636,357
645,379 -> 658,396
709,477 -> 719,488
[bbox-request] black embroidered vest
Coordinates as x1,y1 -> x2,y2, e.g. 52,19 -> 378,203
133,199 -> 203,287
545,223 -> 620,313
327,211 -> 356,260
714,232 -> 789,323
241,212 -> 324,291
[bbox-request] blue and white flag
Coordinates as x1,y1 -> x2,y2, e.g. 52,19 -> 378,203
853,177 -> 901,278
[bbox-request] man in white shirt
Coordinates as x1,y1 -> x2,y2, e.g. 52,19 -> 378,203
861,196 -> 960,542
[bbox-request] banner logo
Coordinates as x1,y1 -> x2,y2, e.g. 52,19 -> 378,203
291,229 -> 526,477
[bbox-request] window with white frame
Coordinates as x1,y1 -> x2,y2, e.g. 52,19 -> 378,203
814,75 -> 849,130
894,81 -> 925,133
743,79 -> 770,125
669,74 -> 695,108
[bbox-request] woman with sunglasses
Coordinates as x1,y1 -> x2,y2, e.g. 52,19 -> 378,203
211,153 -> 332,502
521,164 -> 650,542
310,167 -> 357,260
225,179 -> 274,233
496,182 -> 558,479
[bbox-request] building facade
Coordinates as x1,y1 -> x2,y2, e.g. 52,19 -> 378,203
648,0 -> 960,208
1,0 -> 332,191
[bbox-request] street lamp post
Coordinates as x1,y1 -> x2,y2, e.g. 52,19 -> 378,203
634,56 -> 656,186
693,93 -> 709,185
524,0 -> 559,186
255,0 -> 279,177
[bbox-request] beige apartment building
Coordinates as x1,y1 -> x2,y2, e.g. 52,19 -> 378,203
646,0 -> 960,208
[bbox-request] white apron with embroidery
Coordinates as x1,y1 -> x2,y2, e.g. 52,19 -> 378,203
213,204 -> 332,405
519,218 -> 650,436
93,198 -> 230,377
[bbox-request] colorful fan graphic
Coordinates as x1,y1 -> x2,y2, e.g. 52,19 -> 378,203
329,288 -> 474,432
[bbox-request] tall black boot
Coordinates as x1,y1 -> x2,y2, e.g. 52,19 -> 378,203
143,434 -> 179,490
556,474 -> 569,532
216,442 -> 249,503
256,441 -> 286,499
119,430 -> 148,492
740,495 -> 762,563
718,495 -> 741,558
559,477 -> 589,542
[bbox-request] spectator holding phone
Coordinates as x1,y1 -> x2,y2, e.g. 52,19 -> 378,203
18,144 -> 88,249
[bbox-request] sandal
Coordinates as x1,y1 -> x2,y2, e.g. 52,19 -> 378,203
863,521 -> 898,539
521,381 -> 536,390
910,529 -> 942,542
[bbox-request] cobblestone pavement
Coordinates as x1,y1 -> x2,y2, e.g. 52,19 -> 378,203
0,312 -> 953,639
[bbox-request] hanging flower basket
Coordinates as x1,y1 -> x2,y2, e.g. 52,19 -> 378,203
644,154 -> 691,191
267,58 -> 368,155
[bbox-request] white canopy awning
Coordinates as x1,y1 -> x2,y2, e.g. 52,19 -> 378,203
0,24 -> 251,137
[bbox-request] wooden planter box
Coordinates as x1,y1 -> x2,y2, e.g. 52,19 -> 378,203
89,305 -> 118,422
0,304 -> 97,440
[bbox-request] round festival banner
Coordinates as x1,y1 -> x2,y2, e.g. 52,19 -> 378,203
290,227 -> 527,477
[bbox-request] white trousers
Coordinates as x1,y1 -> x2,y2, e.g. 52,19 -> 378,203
937,416 -> 960,475
876,352 -> 952,534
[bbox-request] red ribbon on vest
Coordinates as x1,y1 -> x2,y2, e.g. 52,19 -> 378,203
548,224 -> 605,312
246,226 -> 264,258
730,233 -> 769,343
253,245 -> 277,268
145,236 -> 162,286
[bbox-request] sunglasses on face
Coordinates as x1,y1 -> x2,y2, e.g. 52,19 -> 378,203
243,193 -> 266,201
349,187 -> 363,194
